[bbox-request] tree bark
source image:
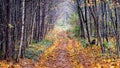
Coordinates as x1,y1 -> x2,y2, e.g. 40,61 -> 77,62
18,0 -> 25,61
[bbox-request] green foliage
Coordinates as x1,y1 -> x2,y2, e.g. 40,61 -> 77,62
31,39 -> 53,46
67,29 -> 72,33
103,41 -> 112,48
67,12 -> 81,37
25,49 -> 36,59
58,22 -> 64,26
73,25 -> 81,37
37,39 -> 53,46
25,39 -> 53,61
31,40 -> 37,44
67,25 -> 81,37
68,12 -> 78,27
78,38 -> 88,48
25,48 -> 43,61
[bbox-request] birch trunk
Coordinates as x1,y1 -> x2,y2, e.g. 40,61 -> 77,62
17,0 -> 25,61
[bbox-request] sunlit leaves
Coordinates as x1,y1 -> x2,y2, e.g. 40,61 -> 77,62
31,30 -> 120,67
8,24 -> 14,28
71,0 -> 75,4
13,64 -> 21,68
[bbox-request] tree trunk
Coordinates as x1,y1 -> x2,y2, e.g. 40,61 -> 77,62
17,0 -> 25,61
84,0 -> 91,43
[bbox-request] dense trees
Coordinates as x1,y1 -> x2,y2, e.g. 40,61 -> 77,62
76,0 -> 120,56
0,0 -> 120,63
0,0 -> 55,61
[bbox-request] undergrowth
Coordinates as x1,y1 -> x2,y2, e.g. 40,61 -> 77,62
25,39 -> 53,61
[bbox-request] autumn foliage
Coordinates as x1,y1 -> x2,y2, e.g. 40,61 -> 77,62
0,27 -> 120,68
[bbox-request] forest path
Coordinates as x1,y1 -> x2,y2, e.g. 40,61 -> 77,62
36,30 -> 85,68
33,25 -> 106,68
35,28 -> 93,68
35,0 -> 91,67
34,28 -> 119,68
33,0 -> 120,67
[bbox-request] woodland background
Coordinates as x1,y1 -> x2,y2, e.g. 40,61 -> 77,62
0,0 -> 120,68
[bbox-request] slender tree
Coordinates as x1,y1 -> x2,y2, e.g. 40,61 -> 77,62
18,0 -> 25,61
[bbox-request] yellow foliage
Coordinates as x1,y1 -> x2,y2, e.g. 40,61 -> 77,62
71,0 -> 75,4
8,24 -> 14,28
0,27 -> 119,68
13,64 -> 21,68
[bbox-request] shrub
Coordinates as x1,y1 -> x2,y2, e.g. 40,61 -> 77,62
73,25 -> 81,37
25,39 -> 53,61
78,38 -> 88,48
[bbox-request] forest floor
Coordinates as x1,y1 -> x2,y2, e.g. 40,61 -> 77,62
0,26 -> 120,68
34,27 -> 120,68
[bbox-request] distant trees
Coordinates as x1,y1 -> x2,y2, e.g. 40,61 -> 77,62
0,0 -> 55,61
76,0 -> 120,56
